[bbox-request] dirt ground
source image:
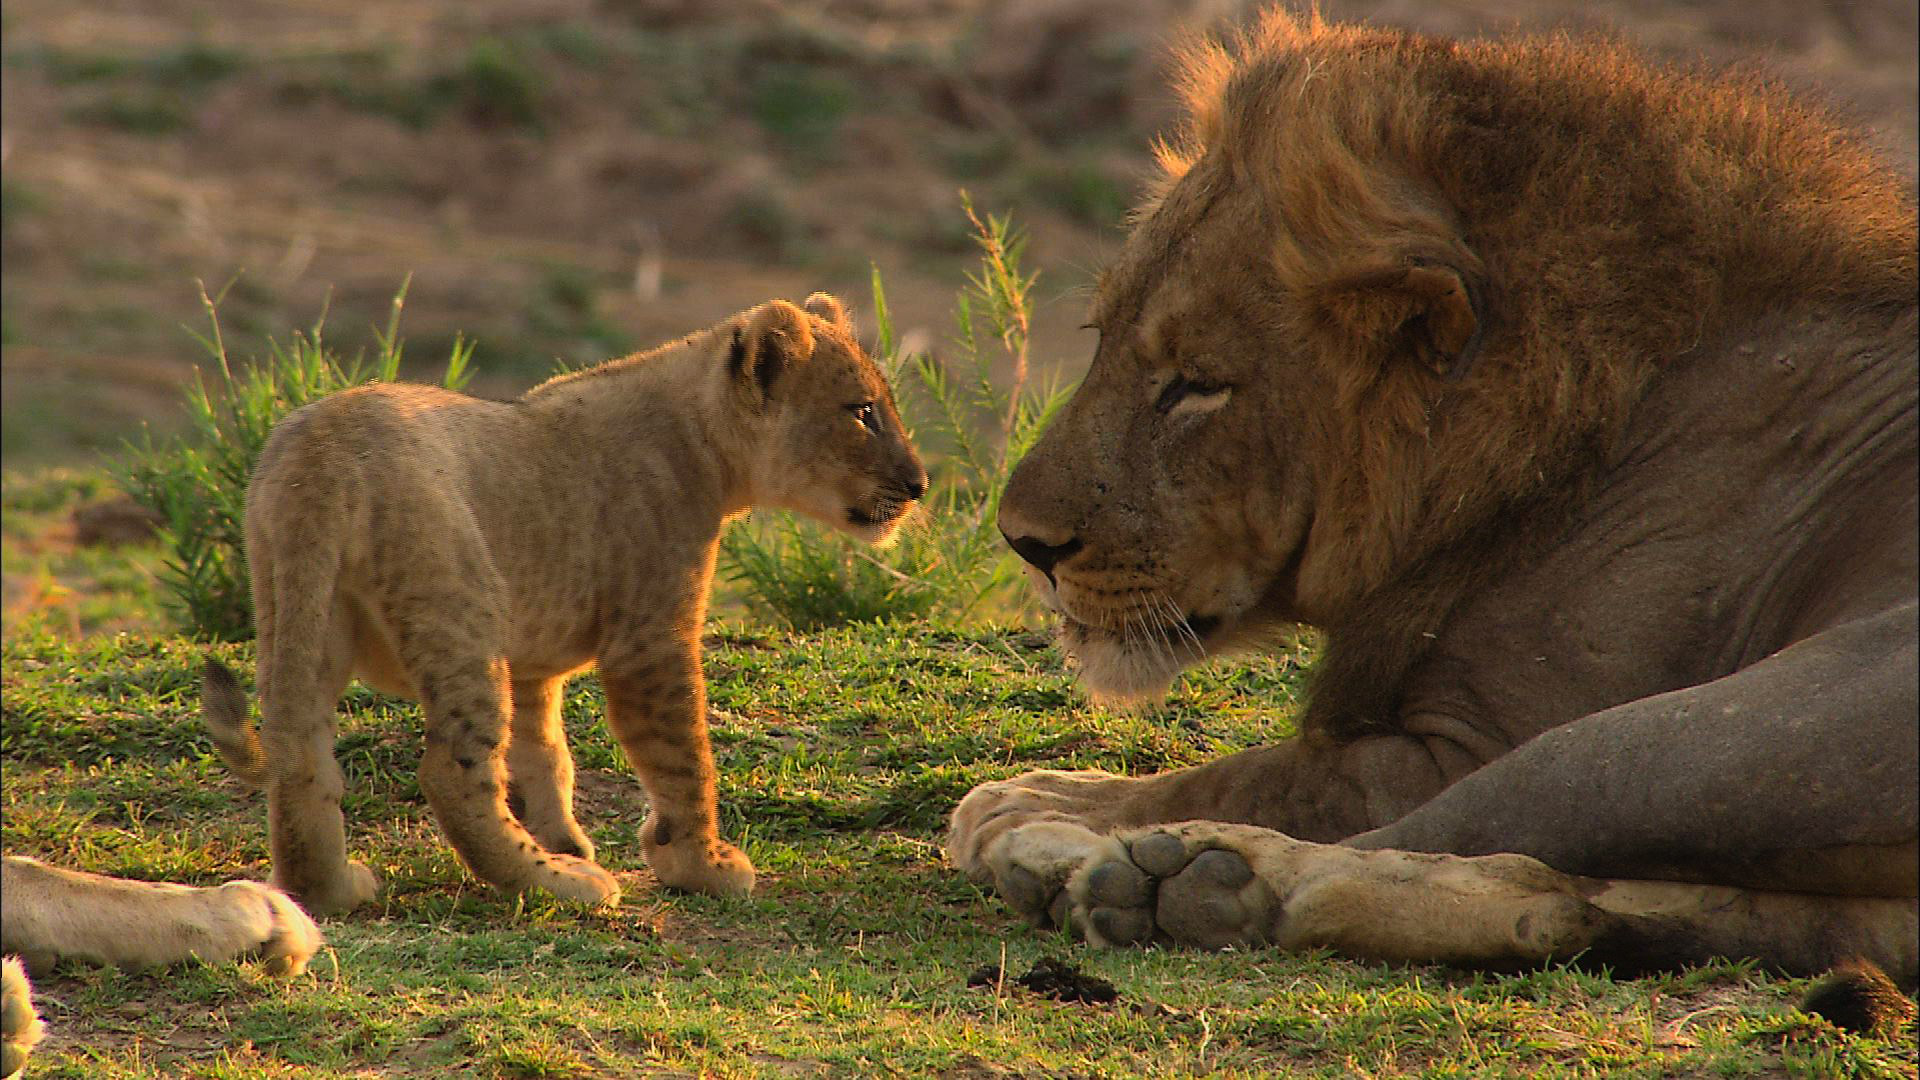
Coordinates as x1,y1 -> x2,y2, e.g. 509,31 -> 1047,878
2,0 -> 1914,465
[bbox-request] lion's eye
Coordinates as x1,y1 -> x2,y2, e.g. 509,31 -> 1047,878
847,402 -> 878,431
1154,374 -> 1231,415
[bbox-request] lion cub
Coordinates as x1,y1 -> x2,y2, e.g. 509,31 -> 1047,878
202,295 -> 925,914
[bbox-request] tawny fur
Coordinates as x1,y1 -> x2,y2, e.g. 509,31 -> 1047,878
1,958 -> 41,1080
203,295 -> 924,913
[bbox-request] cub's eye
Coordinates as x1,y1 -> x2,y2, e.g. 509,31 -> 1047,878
1154,374 -> 1231,415
847,402 -> 878,431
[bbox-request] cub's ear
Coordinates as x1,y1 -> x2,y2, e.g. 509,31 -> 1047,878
730,299 -> 816,402
802,292 -> 854,335
1318,255 -> 1485,381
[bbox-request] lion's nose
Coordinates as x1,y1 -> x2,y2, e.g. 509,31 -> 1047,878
900,468 -> 928,501
1001,529 -> 1082,583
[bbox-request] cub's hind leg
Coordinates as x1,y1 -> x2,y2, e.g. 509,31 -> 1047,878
251,567 -> 377,916
506,676 -> 595,860
403,638 -> 617,907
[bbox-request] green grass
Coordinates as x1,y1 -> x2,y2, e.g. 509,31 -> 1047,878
3,559 -> 1913,1075
1,470 -> 167,637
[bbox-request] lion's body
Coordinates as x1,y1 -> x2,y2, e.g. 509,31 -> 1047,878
950,13 -> 1918,982
208,296 -> 924,913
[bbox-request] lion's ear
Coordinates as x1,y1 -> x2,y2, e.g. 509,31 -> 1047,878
1320,257 -> 1484,381
802,292 -> 854,336
730,299 -> 816,402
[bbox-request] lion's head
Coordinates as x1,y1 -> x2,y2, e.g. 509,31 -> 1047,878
999,12 -> 1915,704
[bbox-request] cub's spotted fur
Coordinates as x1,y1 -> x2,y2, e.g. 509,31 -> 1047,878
205,295 -> 924,912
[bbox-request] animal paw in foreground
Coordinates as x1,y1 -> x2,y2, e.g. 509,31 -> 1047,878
1,856 -> 325,977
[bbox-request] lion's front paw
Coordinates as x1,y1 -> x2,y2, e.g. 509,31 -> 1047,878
1066,823 -> 1608,965
946,769 -> 1135,882
971,819 -> 1129,929
1067,825 -> 1282,949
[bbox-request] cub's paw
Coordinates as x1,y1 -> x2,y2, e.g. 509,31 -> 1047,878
643,831 -> 756,898
1067,825 -> 1281,950
531,855 -> 622,908
2,958 -> 43,1080
946,769 -> 1134,882
282,860 -> 379,917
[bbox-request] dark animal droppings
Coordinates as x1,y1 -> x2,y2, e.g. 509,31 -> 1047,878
967,957 -> 1119,1005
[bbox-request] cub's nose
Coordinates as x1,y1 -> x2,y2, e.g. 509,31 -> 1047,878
1000,529 -> 1082,583
900,469 -> 928,501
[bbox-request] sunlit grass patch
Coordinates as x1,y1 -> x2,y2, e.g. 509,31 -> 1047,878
3,616 -> 1913,1077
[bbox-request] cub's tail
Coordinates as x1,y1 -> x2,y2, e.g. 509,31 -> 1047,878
202,660 -> 269,790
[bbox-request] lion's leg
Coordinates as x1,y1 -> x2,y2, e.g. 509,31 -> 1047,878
409,652 -> 618,907
1350,604 -> 1919,896
1004,820 -> 1608,964
505,675 -> 594,860
0,856 -> 324,976
971,607 -> 1918,980
978,820 -> 1918,981
600,650 -> 754,897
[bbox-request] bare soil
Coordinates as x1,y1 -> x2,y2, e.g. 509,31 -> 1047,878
2,0 -> 1913,465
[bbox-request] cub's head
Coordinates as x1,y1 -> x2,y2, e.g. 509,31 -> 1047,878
731,294 -> 926,544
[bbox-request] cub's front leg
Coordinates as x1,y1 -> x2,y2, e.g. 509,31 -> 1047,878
599,648 -> 755,897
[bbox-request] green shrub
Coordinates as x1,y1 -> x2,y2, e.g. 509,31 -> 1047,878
720,197 -> 1071,629
66,93 -> 194,135
118,278 -> 472,641
441,38 -> 545,131
750,63 -> 855,151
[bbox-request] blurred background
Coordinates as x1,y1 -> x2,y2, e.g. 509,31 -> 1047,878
3,0 -> 1915,467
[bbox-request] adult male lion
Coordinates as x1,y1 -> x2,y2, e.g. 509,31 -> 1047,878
948,12 -> 1918,984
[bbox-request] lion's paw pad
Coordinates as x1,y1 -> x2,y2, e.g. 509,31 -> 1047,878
1070,830 -> 1276,950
